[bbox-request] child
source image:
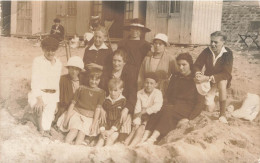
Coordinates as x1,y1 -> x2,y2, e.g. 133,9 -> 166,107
53,56 -> 84,124
83,27 -> 113,72
50,18 -> 64,41
70,34 -> 80,48
124,72 -> 163,147
96,78 -> 126,146
58,68 -> 106,145
25,37 -> 62,135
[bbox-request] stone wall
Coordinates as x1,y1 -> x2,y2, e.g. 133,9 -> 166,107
221,1 -> 260,45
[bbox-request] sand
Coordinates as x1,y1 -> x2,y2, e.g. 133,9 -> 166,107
0,36 -> 260,163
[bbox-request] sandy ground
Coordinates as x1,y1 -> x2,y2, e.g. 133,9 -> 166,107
0,36 -> 260,163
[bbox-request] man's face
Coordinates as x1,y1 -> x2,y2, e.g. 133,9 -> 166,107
210,36 -> 225,54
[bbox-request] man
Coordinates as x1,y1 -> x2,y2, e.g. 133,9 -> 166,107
194,31 -> 233,124
50,18 -> 64,41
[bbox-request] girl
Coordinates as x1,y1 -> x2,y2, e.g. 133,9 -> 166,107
58,68 -> 106,145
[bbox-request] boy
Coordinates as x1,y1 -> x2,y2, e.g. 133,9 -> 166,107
96,78 -> 126,146
26,37 -> 62,135
50,18 -> 64,41
194,31 -> 233,124
124,72 -> 163,147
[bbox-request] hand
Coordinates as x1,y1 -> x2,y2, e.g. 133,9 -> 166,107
194,74 -> 209,84
141,107 -> 147,114
85,63 -> 102,70
89,121 -> 97,135
33,97 -> 45,115
100,130 -> 107,139
120,108 -> 129,123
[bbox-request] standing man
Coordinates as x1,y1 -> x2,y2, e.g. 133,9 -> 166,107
194,31 -> 233,124
50,18 -> 65,41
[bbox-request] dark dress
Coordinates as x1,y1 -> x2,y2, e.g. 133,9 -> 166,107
145,73 -> 204,138
50,24 -> 64,41
101,65 -> 137,115
117,39 -> 151,80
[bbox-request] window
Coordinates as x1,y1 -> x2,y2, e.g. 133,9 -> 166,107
157,1 -> 180,17
125,1 -> 134,20
68,1 -> 77,16
93,1 -> 102,17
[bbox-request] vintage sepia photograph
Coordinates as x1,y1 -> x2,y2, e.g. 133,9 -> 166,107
0,0 -> 260,162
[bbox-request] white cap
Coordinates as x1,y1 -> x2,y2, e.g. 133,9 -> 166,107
153,33 -> 170,46
66,56 -> 84,70
196,81 -> 211,96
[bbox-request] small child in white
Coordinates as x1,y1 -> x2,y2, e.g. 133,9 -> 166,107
96,78 -> 126,146
124,72 -> 163,147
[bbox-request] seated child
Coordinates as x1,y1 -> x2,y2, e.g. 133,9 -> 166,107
96,78 -> 126,147
53,56 -> 84,125
124,72 -> 163,147
24,37 -> 62,136
57,68 -> 105,145
70,34 -> 80,48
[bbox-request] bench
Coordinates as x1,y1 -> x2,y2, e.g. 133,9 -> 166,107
238,21 -> 260,49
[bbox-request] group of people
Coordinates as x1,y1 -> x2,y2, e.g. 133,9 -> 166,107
23,18 -> 233,147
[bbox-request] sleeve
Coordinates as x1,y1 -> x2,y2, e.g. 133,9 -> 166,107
59,76 -> 65,107
104,48 -> 113,71
97,90 -> 106,108
137,58 -> 146,91
60,25 -> 65,38
112,99 -> 127,130
124,67 -> 138,114
134,93 -> 142,114
71,87 -> 81,104
31,58 -> 43,98
194,49 -> 207,73
146,90 -> 163,114
213,52 -> 233,83
169,54 -> 178,75
165,75 -> 175,103
83,48 -> 89,70
189,92 -> 205,120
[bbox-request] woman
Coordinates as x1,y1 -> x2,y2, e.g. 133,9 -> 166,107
101,49 -> 137,139
141,53 -> 204,144
138,33 -> 177,95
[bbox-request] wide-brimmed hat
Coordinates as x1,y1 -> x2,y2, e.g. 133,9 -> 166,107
196,81 -> 211,96
153,33 -> 170,46
123,18 -> 151,32
53,18 -> 60,23
65,56 -> 84,71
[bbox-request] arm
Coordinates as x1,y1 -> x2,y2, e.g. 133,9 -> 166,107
63,103 -> 75,128
212,52 -> 233,83
146,91 -> 163,114
137,59 -> 146,91
169,54 -> 178,76
132,94 -> 142,125
194,49 -> 207,73
189,93 -> 205,120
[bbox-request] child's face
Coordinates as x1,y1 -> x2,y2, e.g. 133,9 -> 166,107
144,78 -> 157,94
112,54 -> 126,72
68,66 -> 81,80
43,49 -> 56,61
89,76 -> 100,88
129,27 -> 141,39
94,31 -> 105,47
109,86 -> 123,100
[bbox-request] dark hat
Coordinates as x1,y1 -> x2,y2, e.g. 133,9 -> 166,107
123,18 -> 151,32
144,72 -> 159,82
53,18 -> 61,23
41,37 -> 60,51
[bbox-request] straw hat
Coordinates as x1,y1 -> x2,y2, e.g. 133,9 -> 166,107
65,56 -> 84,71
123,18 -> 151,32
153,33 -> 170,46
196,81 -> 211,96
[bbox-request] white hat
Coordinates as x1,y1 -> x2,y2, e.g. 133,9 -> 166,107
196,81 -> 211,96
66,56 -> 84,70
153,33 -> 170,46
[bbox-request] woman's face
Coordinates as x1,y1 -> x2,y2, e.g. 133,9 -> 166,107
129,27 -> 141,39
177,59 -> 191,76
94,31 -> 105,47
89,76 -> 100,88
68,66 -> 81,80
43,49 -> 56,61
153,40 -> 165,54
112,54 -> 126,72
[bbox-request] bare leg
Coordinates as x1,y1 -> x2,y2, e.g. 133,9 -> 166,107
65,129 -> 78,144
129,125 -> 145,147
75,131 -> 86,145
140,130 -> 151,143
144,130 -> 160,144
105,132 -> 119,146
35,110 -> 44,134
218,80 -> 227,117
96,135 -> 105,147
124,126 -> 138,146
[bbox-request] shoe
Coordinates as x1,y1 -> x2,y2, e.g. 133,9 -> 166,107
219,116 -> 228,124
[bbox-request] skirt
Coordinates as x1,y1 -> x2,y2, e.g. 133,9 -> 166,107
57,110 -> 99,136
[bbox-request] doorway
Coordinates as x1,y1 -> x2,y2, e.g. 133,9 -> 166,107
1,1 -> 11,36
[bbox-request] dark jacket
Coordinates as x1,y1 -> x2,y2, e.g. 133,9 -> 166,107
101,65 -> 138,115
194,47 -> 233,87
50,24 -> 64,41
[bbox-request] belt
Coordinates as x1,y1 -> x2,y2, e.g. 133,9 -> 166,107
41,89 -> 56,93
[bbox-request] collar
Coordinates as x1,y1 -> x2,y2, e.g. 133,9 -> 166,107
42,55 -> 57,64
112,69 -> 123,78
89,43 -> 108,51
140,88 -> 157,97
209,46 -> 227,66
106,94 -> 125,103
